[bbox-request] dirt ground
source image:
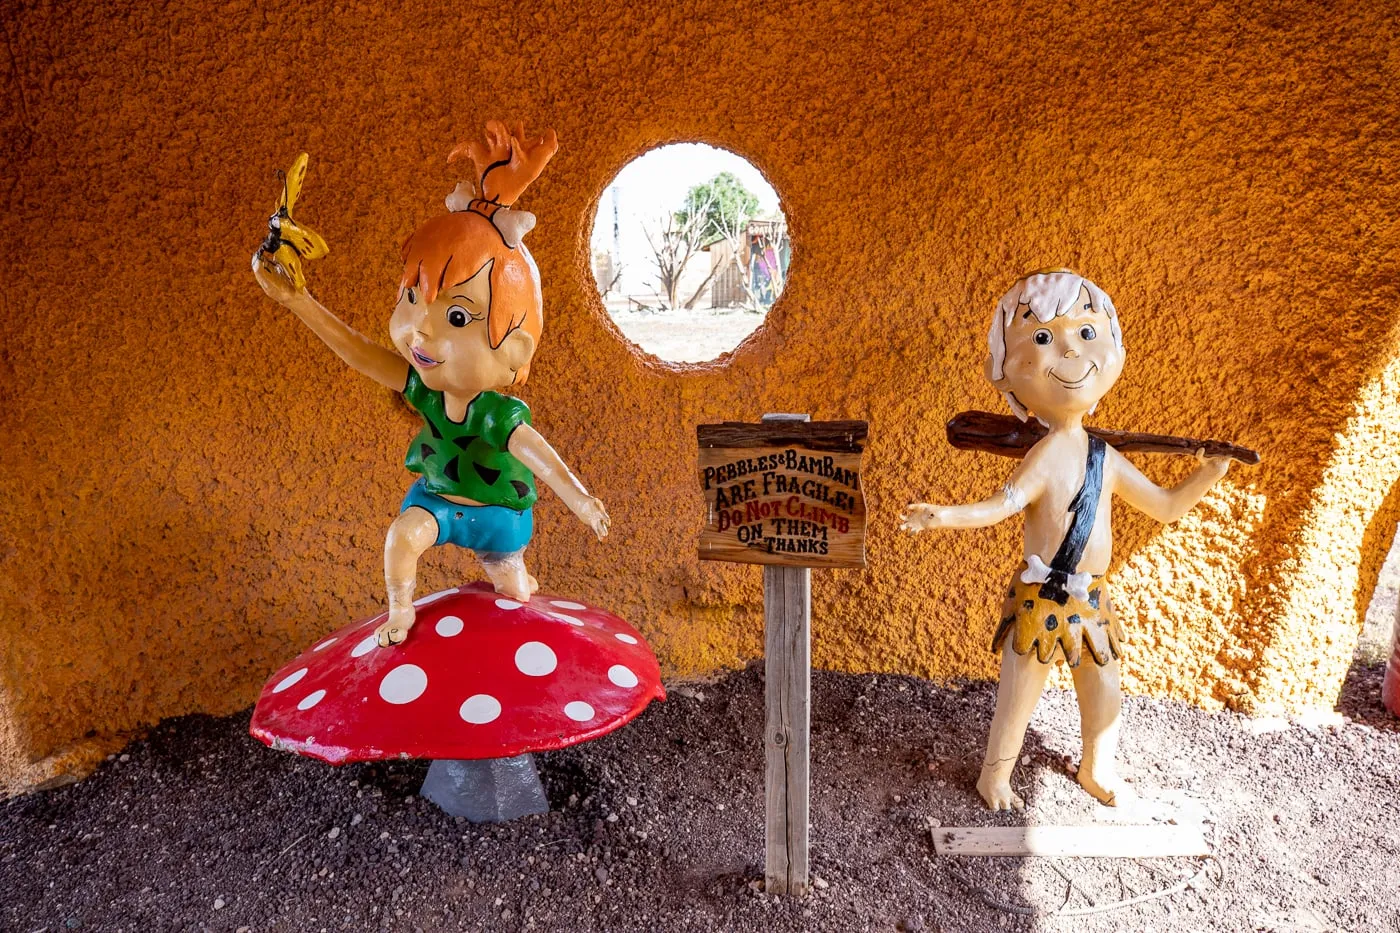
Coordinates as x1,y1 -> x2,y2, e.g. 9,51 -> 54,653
3,658 -> 1398,933
604,306 -> 767,363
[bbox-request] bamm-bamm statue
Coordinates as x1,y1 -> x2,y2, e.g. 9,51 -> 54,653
901,269 -> 1253,810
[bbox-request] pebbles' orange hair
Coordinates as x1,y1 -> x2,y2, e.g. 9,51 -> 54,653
397,122 -> 557,383
449,121 -> 558,207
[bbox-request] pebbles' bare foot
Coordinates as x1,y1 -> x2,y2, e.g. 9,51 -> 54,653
375,608 -> 416,647
977,766 -> 1024,810
482,558 -> 534,602
1078,767 -> 1134,806
491,578 -> 533,603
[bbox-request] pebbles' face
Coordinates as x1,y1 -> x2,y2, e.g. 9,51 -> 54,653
996,285 -> 1123,421
389,260 -> 518,395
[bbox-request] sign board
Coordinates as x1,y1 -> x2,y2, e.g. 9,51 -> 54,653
696,420 -> 868,569
696,415 -> 867,896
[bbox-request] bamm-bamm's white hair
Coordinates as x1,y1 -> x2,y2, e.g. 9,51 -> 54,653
986,270 -> 1124,421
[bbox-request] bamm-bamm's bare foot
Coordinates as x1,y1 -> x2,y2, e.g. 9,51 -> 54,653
976,761 -> 1024,810
1077,765 -> 1134,806
375,606 -> 416,647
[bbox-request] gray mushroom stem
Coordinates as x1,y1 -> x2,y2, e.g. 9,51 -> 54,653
420,754 -> 549,822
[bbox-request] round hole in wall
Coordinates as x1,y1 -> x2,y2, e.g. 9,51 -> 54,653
589,143 -> 789,364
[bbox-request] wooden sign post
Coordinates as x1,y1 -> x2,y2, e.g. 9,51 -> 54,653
697,414 -> 868,896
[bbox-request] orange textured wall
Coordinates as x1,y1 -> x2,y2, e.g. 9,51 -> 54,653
2,0 -> 1398,790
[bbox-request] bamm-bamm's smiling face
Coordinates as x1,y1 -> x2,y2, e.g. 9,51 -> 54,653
993,285 -> 1124,422
389,258 -> 535,397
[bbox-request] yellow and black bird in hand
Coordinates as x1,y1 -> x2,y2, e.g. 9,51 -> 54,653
258,152 -> 329,290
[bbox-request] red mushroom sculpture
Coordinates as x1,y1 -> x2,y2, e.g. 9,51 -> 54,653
250,583 -> 665,821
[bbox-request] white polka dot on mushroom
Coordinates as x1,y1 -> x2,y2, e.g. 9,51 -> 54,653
608,664 -> 639,688
459,694 -> 502,724
564,701 -> 595,722
495,598 -> 523,610
515,641 -> 557,676
351,635 -> 378,658
272,668 -> 307,693
550,600 -> 587,611
312,637 -> 337,652
550,612 -> 585,627
435,615 -> 464,637
614,633 -> 639,645
379,664 -> 428,704
297,689 -> 327,710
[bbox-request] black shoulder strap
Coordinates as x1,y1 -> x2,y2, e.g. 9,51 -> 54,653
1039,436 -> 1106,602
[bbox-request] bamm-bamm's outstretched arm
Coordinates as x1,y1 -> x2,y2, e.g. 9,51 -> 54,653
508,425 -> 609,540
901,488 -> 1025,533
253,255 -> 409,391
901,449 -> 1046,533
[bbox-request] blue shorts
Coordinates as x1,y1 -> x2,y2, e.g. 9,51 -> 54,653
401,480 -> 533,558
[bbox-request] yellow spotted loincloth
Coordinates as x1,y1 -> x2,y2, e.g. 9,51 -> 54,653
992,563 -> 1126,667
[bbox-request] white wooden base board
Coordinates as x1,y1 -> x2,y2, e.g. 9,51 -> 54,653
931,825 -> 1211,858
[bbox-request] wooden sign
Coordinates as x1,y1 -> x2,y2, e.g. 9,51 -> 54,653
696,419 -> 868,569
695,414 -> 868,897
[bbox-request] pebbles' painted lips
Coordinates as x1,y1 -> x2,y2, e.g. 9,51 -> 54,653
1050,362 -> 1098,389
411,347 -> 440,368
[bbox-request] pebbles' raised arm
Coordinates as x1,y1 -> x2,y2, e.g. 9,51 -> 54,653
253,256 -> 408,391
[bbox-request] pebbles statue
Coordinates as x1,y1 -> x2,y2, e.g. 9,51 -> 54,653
253,123 -> 608,648
248,125 -> 662,822
902,270 -> 1246,810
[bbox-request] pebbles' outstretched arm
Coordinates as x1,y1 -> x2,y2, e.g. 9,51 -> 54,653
252,255 -> 408,391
